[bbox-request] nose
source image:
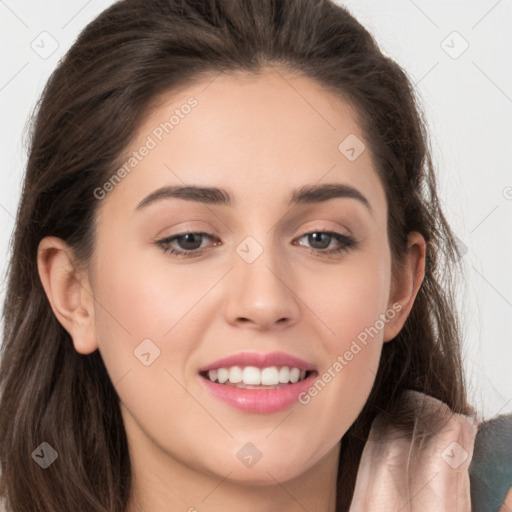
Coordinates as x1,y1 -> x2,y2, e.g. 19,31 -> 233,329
224,247 -> 301,331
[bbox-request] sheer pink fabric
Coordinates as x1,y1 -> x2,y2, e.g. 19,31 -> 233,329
349,390 -> 479,511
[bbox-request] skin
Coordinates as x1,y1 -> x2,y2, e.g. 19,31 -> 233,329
37,66 -> 427,512
499,488 -> 512,512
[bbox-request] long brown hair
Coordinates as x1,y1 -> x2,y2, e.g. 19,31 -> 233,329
0,0 -> 470,510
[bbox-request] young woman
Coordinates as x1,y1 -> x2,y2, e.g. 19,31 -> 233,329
1,0 -> 511,511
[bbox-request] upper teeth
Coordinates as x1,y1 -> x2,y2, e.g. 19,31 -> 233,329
206,366 -> 307,386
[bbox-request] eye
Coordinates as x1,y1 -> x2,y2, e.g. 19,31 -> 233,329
155,229 -> 358,258
156,232 -> 218,258
294,230 -> 358,256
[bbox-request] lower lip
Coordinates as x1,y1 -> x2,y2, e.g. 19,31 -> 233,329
199,372 -> 317,413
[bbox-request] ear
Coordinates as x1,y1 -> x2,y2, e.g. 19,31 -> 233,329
383,231 -> 427,342
37,236 -> 98,354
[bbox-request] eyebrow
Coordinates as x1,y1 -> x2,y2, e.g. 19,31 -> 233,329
135,183 -> 373,215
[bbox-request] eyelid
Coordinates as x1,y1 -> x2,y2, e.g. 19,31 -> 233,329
299,222 -> 353,236
155,223 -> 351,244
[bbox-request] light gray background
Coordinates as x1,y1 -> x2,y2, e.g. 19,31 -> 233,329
1,1 -> 511,418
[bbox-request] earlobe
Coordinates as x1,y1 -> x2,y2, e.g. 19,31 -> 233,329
383,232 -> 427,342
37,236 -> 98,354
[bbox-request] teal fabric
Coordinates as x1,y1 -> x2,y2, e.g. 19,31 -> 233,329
469,413 -> 512,511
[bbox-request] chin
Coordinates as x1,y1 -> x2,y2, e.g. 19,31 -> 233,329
214,452 -> 317,486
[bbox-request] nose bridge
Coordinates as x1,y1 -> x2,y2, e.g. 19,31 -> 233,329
224,230 -> 300,329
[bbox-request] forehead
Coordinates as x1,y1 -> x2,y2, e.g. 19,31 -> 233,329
101,66 -> 386,219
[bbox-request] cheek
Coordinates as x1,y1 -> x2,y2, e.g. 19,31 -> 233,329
93,232 -> 197,333
89,248 -> 208,444
306,249 -> 391,349
90,241 -> 222,379
296,251 -> 391,439
298,307 -> 383,458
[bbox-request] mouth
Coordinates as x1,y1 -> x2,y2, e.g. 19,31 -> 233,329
198,367 -> 318,413
197,351 -> 319,413
199,366 -> 315,389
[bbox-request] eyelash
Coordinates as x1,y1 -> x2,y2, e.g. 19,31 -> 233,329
156,229 -> 358,259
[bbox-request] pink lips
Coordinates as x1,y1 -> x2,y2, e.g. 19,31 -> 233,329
198,351 -> 318,414
198,351 -> 317,372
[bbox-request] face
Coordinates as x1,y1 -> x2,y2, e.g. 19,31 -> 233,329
85,67 -> 404,486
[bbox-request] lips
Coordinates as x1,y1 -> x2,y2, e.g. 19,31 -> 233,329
197,351 -> 318,413
198,351 -> 317,373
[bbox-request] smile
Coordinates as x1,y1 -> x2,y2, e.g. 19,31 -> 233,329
200,365 -> 311,388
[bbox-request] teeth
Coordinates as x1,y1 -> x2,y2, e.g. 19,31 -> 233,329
242,366 -> 261,385
261,366 -> 279,385
217,368 -> 229,384
229,366 -> 242,383
278,366 -> 290,383
289,367 -> 300,383
204,365 -> 309,385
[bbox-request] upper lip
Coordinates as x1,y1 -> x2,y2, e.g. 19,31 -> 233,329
198,351 -> 317,373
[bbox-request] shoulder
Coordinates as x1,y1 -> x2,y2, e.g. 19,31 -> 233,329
469,413 -> 512,512
351,391 -> 512,511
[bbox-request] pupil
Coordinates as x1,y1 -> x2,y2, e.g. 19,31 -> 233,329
310,232 -> 330,249
179,233 -> 201,250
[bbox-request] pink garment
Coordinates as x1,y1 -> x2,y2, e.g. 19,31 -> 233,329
349,390 -> 479,511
